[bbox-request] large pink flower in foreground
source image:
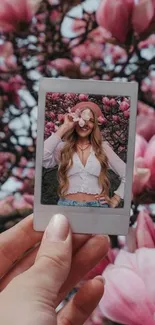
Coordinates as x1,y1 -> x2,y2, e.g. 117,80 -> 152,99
96,0 -> 133,43
0,0 -> 41,32
127,209 -> 155,251
144,135 -> 155,189
133,134 -> 150,195
133,133 -> 155,195
99,248 -> 155,325
135,209 -> 155,249
96,0 -> 154,43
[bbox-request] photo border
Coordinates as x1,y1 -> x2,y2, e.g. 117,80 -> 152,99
33,78 -> 138,235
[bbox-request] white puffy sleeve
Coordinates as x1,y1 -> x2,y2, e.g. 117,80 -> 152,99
103,141 -> 126,199
43,133 -> 64,169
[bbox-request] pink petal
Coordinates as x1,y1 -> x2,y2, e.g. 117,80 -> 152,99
0,0 -> 37,32
132,158 -> 151,195
136,210 -> 155,248
134,134 -> 147,159
96,0 -> 133,43
79,118 -> 85,127
132,0 -> 154,34
144,135 -> 155,189
126,227 -> 137,252
114,249 -> 137,270
136,248 -> 155,306
136,114 -> 155,141
100,265 -> 154,325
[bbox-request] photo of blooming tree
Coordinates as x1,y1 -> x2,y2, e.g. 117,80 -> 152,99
0,0 -> 155,324
42,92 -> 130,205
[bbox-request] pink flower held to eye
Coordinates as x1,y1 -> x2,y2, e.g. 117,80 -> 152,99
70,108 -> 91,128
78,118 -> 85,128
80,108 -> 91,121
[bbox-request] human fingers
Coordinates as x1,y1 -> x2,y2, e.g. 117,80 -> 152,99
27,214 -> 72,306
0,233 -> 91,290
57,276 -> 104,325
0,214 -> 42,278
57,234 -> 109,305
0,245 -> 39,291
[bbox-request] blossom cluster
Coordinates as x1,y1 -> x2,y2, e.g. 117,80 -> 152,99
133,101 -> 155,197
84,208 -> 155,325
44,92 -> 130,161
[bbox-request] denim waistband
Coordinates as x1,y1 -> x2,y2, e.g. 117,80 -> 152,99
57,198 -> 109,208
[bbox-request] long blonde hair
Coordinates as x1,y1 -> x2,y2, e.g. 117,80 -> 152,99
58,107 -> 110,201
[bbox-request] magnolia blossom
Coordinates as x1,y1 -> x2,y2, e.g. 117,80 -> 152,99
102,96 -> 110,106
69,108 -> 91,127
50,58 -> 75,73
136,113 -> 155,141
79,94 -> 88,101
0,0 -> 41,32
84,248 -> 119,281
133,134 -> 155,195
96,0 -> 155,43
99,248 -> 155,325
120,101 -> 130,111
144,135 -> 155,189
135,209 -> 155,249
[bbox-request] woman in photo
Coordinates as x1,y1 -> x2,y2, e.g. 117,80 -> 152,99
43,101 -> 126,208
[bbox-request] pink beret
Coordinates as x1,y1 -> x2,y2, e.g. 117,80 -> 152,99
71,101 -> 104,118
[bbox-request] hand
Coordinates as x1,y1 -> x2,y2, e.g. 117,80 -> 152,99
0,214 -> 110,325
56,114 -> 75,138
110,195 -> 121,208
63,113 -> 75,131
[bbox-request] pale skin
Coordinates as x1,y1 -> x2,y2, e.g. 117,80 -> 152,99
0,213 -> 110,325
56,112 -> 121,207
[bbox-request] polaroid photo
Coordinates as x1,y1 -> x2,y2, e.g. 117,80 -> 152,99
33,78 -> 138,235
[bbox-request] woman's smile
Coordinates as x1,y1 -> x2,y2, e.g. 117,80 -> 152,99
81,126 -> 89,132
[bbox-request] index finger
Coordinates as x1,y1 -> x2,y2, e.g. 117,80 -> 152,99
0,214 -> 43,278
0,214 -> 91,279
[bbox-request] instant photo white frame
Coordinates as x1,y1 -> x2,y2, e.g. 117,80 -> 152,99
33,78 -> 138,235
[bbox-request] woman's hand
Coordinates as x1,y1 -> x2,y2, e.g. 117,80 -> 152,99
63,114 -> 75,130
110,194 -> 121,208
56,114 -> 75,138
0,214 -> 110,325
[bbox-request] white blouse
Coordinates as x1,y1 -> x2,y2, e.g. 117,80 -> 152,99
43,133 -> 126,199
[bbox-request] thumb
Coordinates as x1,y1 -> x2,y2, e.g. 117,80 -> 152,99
31,214 -> 72,304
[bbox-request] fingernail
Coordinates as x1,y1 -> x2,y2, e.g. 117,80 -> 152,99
45,214 -> 69,242
104,235 -> 111,244
95,275 -> 105,284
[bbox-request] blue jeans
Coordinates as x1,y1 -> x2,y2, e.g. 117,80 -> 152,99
57,198 -> 109,208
